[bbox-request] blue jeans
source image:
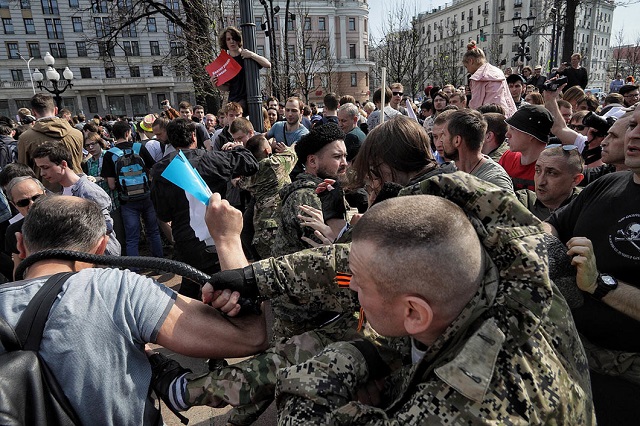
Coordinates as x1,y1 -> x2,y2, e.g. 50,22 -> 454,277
120,197 -> 163,258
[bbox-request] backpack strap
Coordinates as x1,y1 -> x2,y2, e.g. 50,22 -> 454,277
108,147 -> 124,164
0,315 -> 20,351
132,142 -> 142,155
15,272 -> 77,351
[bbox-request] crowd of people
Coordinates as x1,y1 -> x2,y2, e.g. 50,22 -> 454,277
0,27 -> 639,426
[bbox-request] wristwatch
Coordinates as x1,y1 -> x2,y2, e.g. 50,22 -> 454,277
592,274 -> 618,300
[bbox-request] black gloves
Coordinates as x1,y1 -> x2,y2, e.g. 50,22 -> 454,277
209,266 -> 259,301
148,353 -> 192,424
318,180 -> 347,221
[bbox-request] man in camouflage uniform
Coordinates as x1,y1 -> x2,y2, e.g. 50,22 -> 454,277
155,173 -> 593,425
271,123 -> 348,258
235,134 -> 297,259
273,173 -> 594,424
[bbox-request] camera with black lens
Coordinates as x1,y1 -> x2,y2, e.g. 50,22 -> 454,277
582,112 -> 616,137
543,76 -> 568,91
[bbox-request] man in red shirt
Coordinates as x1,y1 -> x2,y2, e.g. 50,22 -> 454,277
499,104 -> 553,190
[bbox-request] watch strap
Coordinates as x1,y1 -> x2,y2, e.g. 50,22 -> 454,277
592,274 -> 617,300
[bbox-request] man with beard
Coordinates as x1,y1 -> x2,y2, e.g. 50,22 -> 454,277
272,123 -> 347,258
266,97 -> 309,147
439,109 -> 514,192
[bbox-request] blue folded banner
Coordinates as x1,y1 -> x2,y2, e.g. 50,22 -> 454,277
161,150 -> 212,205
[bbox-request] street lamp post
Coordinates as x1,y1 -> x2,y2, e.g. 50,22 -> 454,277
18,53 -> 35,94
31,52 -> 74,109
512,14 -> 536,70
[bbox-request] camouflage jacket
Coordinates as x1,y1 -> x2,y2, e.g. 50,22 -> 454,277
271,172 -> 324,257
237,148 -> 297,232
274,172 -> 595,425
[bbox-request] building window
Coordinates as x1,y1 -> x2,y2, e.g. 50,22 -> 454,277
152,65 -> 163,76
304,45 -> 312,60
6,42 -> 19,59
319,46 -> 327,58
364,18 -> 367,32
256,45 -> 264,57
348,17 -> 355,31
349,44 -> 356,59
147,17 -> 156,32
304,17 -> 311,30
350,72 -> 357,86
170,41 -> 184,56
72,17 -> 83,32
273,16 -> 278,31
168,21 -> 182,36
28,42 -> 41,58
45,18 -> 63,38
286,15 -> 294,31
69,0 -> 78,7
123,41 -> 139,56
150,41 -> 160,56
287,44 -> 295,59
318,17 -> 325,31
98,41 -> 114,56
92,0 -> 107,13
108,96 -> 126,115
129,66 -> 140,77
20,0 -> 31,8
3,18 -> 14,34
80,67 -> 91,78
41,0 -> 59,14
131,95 -> 147,115
255,16 -> 262,29
94,17 -> 110,38
122,23 -> 136,37
49,42 -> 66,58
87,96 -> 98,113
164,0 -> 178,9
11,70 -> 24,81
76,41 -> 87,56
105,66 -> 116,78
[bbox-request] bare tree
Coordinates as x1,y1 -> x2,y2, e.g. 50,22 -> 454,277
610,28 -> 626,80
624,35 -> 640,79
85,0 -> 226,112
424,20 -> 465,88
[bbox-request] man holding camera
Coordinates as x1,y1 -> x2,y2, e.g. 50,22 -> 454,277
544,86 -> 612,167
557,53 -> 589,90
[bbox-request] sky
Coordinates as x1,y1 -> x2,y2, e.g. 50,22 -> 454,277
367,0 -> 640,46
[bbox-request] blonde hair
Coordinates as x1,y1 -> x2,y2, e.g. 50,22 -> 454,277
463,41 -> 486,63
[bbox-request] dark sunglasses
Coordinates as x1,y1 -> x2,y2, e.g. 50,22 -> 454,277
15,193 -> 43,208
392,91 -> 403,96
568,124 -> 586,131
546,144 -> 578,151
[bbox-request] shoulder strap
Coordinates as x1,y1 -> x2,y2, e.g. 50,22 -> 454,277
108,147 -> 124,161
0,315 -> 20,351
15,272 -> 77,351
132,142 -> 142,155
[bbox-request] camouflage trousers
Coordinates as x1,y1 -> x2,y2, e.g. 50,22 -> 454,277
581,334 -> 640,386
185,313 -> 362,425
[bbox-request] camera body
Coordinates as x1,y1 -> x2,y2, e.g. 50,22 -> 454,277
544,76 -> 568,91
582,112 -> 616,138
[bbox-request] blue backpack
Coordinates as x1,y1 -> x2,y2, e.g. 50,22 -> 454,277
109,143 -> 150,201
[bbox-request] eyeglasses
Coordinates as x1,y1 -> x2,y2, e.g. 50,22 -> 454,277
392,91 -> 403,96
624,93 -> 640,98
15,193 -> 43,208
568,124 -> 586,131
546,144 -> 578,151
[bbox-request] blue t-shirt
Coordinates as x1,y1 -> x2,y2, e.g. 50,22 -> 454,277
0,268 -> 176,425
266,121 -> 309,146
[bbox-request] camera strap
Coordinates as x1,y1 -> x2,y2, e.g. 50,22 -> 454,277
582,144 -> 603,165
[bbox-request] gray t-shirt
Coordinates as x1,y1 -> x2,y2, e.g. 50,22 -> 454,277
472,155 -> 515,193
0,268 -> 176,425
266,121 -> 309,146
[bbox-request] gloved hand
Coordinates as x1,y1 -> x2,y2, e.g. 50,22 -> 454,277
148,352 -> 192,424
349,339 -> 391,380
372,182 -> 404,206
317,179 -> 347,221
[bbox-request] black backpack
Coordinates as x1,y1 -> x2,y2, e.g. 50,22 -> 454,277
0,138 -> 18,171
0,272 -> 81,425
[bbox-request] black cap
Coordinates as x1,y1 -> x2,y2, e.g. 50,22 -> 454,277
505,104 -> 553,143
506,74 -> 526,85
